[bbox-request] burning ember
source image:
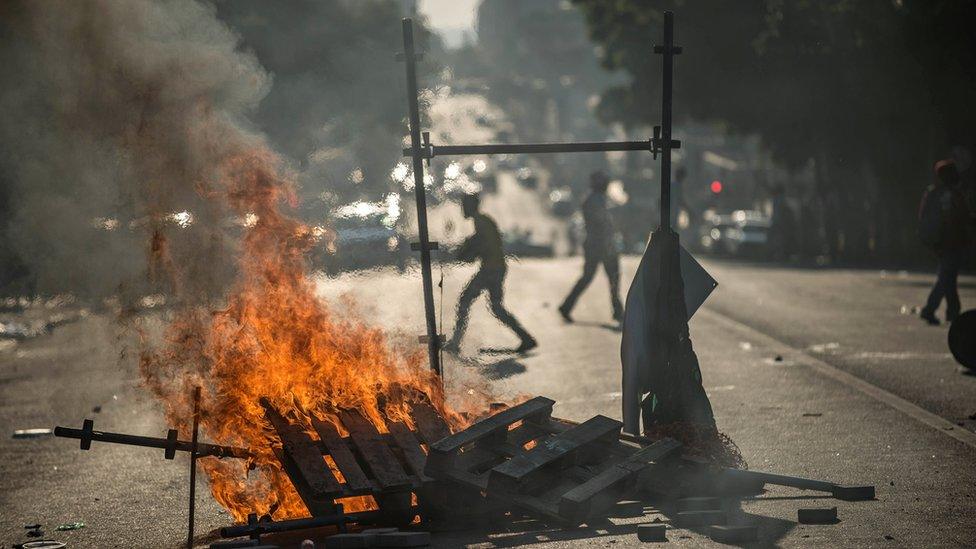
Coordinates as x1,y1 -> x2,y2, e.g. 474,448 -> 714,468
139,147 -> 462,522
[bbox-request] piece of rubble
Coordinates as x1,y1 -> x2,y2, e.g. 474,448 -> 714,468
637,523 -> 667,542
709,525 -> 758,543
798,507 -> 838,524
13,428 -> 53,439
676,497 -> 721,512
373,531 -> 431,547
673,510 -> 726,527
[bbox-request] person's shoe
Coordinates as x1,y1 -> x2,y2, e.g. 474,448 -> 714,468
558,304 -> 573,323
515,336 -> 538,354
441,339 -> 461,354
920,309 -> 940,326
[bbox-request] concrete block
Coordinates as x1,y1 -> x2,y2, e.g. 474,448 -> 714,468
361,528 -> 399,545
323,533 -> 371,549
374,531 -> 431,547
673,510 -> 727,527
832,485 -> 875,501
709,525 -> 758,543
637,523 -> 667,542
676,496 -> 722,512
798,507 -> 838,524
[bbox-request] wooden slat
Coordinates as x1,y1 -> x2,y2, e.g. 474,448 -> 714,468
488,415 -> 621,495
426,397 -> 554,475
558,438 -> 682,522
310,417 -> 375,493
388,421 -> 432,482
261,399 -> 343,498
339,409 -> 411,490
271,446 -> 338,517
408,400 -> 452,445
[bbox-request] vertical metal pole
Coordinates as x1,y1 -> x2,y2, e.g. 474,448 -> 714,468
659,11 -> 675,230
402,18 -> 441,377
187,386 -> 201,549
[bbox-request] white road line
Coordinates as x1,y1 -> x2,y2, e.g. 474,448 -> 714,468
700,307 -> 976,450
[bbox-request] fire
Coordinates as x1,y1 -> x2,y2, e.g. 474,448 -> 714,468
139,147 -> 463,522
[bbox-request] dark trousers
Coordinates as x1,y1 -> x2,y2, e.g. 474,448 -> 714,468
924,250 -> 963,320
451,267 -> 533,344
561,253 -> 624,318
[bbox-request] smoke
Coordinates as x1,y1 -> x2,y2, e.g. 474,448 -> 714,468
0,0 -> 274,301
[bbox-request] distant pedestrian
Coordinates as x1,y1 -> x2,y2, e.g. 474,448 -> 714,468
445,194 -> 537,353
919,159 -> 971,325
559,171 -> 624,322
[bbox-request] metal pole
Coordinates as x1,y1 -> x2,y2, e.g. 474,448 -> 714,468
187,386 -> 201,549
658,11 -> 675,230
402,18 -> 441,377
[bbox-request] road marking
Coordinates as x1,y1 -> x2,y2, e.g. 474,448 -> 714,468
701,308 -> 976,450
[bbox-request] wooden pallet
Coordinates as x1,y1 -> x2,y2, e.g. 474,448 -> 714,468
259,397 -> 450,522
425,396 -> 682,524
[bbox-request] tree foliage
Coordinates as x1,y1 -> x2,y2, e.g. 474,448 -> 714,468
572,0 -> 976,261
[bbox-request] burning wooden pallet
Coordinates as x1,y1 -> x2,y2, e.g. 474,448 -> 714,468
424,396 -> 682,524
258,397 -> 451,524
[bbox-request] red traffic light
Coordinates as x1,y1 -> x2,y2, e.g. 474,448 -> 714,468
710,180 -> 723,194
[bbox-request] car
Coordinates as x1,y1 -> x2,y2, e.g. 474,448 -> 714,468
316,199 -> 409,275
699,209 -> 770,257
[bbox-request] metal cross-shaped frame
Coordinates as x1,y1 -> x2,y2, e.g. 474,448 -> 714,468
399,12 -> 682,377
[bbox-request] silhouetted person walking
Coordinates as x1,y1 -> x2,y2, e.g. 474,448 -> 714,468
559,171 -> 624,322
919,159 -> 971,325
446,194 -> 537,353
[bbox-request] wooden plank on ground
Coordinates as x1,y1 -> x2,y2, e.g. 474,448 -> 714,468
408,400 -> 452,445
310,417 -> 375,493
426,397 -> 554,474
339,409 -> 411,490
261,399 -> 343,498
558,438 -> 682,522
488,415 -> 621,495
388,420 -> 432,482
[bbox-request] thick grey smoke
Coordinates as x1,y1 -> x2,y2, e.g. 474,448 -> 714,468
0,0 -> 274,300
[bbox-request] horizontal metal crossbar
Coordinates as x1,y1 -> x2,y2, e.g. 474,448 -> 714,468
54,421 -> 252,459
402,139 -> 680,159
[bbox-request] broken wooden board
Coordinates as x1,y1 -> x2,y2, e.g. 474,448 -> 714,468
261,400 -> 441,519
424,396 -> 681,524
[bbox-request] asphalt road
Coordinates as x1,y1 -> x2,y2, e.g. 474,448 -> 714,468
2,256 -> 975,547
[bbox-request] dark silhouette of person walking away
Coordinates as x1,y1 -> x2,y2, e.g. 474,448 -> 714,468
919,159 -> 971,325
445,194 -> 538,353
559,171 -> 624,322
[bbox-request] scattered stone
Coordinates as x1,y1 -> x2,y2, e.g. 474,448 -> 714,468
797,507 -> 838,524
323,533 -> 371,549
676,497 -> 722,512
92,405 -> 102,413
673,510 -> 726,527
55,522 -> 84,531
884,534 -> 895,541
373,531 -> 431,547
802,413 -> 822,417
774,355 -> 784,362
637,523 -> 667,542
709,525 -> 758,543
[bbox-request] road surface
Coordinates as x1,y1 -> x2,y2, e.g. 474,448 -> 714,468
1,256 -> 975,547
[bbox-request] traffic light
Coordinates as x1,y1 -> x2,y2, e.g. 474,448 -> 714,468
710,180 -> 723,194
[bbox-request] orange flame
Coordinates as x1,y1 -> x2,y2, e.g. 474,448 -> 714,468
139,147 -> 463,522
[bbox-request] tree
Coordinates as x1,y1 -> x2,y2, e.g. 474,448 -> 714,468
572,0 -> 976,263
